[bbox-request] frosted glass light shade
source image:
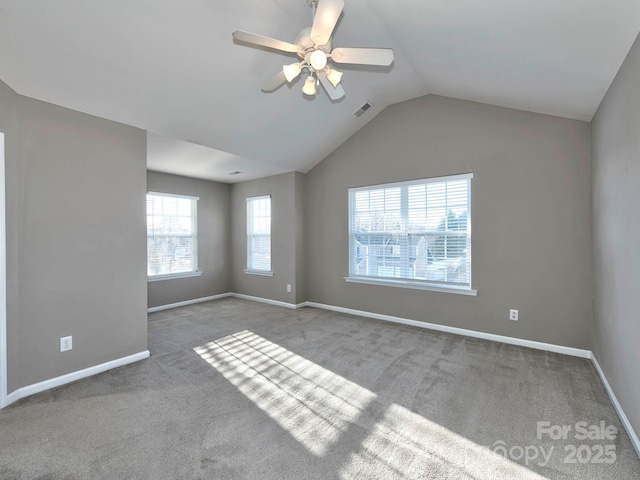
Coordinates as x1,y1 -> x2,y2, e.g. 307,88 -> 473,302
325,68 -> 343,87
283,63 -> 302,83
302,75 -> 317,95
309,50 -> 327,71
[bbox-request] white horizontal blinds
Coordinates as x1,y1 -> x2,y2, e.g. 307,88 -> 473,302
247,195 -> 271,271
352,187 -> 403,278
420,179 -> 470,284
147,193 -> 197,276
349,174 -> 471,287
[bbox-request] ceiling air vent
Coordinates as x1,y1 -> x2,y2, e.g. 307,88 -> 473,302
353,101 -> 373,117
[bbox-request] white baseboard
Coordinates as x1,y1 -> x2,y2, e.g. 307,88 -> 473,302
149,294 -> 590,358
147,293 -> 231,313
230,293 -> 305,310
304,301 -> 591,359
147,292 -> 304,314
5,350 -> 150,407
151,295 -> 590,358
591,354 -> 640,459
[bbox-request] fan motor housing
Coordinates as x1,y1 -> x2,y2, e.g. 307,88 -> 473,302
295,27 -> 332,58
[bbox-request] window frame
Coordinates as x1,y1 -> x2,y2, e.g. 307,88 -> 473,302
146,191 -> 202,282
245,195 -> 273,276
346,173 -> 476,296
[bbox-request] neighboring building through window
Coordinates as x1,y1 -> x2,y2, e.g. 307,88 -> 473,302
347,173 -> 474,293
246,195 -> 272,274
147,192 -> 199,279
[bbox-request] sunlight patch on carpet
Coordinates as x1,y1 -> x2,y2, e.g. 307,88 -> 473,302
195,330 -> 377,456
196,331 -> 546,478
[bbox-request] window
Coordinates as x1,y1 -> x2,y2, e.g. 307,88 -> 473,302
246,195 -> 272,275
347,173 -> 475,294
146,192 -> 200,280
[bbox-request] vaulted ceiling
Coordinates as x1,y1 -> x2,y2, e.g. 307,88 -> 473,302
1,0 -> 638,182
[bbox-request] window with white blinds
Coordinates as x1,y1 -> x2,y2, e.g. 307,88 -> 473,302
348,173 -> 473,292
147,192 -> 198,278
246,195 -> 271,273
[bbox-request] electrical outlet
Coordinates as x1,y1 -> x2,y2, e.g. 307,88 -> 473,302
287,284 -> 292,293
60,336 -> 72,352
509,309 -> 519,321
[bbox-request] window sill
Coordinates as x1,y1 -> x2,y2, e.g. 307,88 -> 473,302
344,276 -> 477,296
244,270 -> 274,277
148,271 -> 202,282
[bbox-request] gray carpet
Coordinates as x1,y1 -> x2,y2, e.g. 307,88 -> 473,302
0,298 -> 638,479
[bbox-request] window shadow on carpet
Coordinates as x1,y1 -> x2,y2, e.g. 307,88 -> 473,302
195,330 -> 545,479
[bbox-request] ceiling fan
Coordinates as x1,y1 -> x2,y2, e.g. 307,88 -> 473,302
232,0 -> 394,100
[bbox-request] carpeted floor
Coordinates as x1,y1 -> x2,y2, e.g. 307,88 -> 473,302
0,297 -> 639,479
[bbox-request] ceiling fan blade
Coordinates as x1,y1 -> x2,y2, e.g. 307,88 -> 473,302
317,73 -> 345,100
310,0 -> 344,46
232,31 -> 299,53
331,47 -> 394,66
261,71 -> 288,92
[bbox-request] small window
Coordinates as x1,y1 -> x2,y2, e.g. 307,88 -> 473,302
246,195 -> 271,274
347,173 -> 473,293
147,192 -> 199,279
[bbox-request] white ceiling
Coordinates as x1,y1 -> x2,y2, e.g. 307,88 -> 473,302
1,0 -> 638,183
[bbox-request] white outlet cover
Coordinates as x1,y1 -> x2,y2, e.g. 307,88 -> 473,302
60,336 -> 73,352
509,309 -> 519,321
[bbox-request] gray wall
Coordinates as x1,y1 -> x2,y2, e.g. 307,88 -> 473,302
230,172 -> 302,304
592,33 -> 640,438
306,95 -> 593,349
0,80 -> 20,394
147,171 -> 231,308
293,172 -> 307,304
0,80 -> 148,392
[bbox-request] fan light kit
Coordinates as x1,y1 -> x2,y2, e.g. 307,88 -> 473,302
232,0 -> 394,100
